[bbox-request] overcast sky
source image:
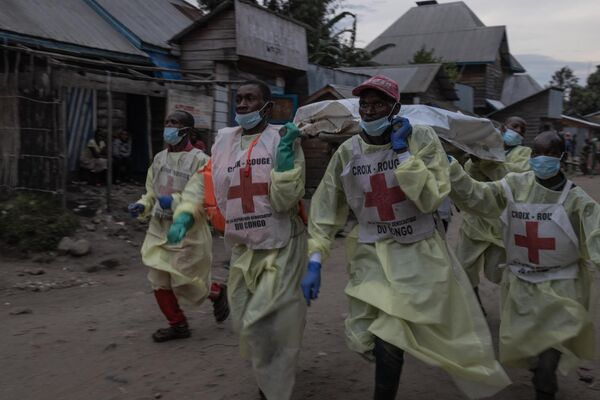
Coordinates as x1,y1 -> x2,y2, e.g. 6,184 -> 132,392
344,0 -> 600,85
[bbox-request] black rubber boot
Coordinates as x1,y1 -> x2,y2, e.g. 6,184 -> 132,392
532,349 -> 561,400
152,324 -> 191,342
373,336 -> 404,400
212,284 -> 230,323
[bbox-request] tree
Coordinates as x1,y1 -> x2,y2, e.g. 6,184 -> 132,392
549,66 -> 579,89
409,46 -> 459,82
566,66 -> 600,115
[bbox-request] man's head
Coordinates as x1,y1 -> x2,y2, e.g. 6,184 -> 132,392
165,111 -> 194,130
353,75 -> 400,123
235,80 -> 273,131
532,131 -> 565,159
236,80 -> 272,115
503,116 -> 527,136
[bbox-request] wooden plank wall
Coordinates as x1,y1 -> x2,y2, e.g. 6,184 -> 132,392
485,57 -> 504,101
0,85 -> 20,191
457,64 -> 487,109
302,138 -> 335,192
179,9 -> 237,73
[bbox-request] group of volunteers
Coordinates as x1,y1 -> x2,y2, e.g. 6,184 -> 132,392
127,75 -> 600,400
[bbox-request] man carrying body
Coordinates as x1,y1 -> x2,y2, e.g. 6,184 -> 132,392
455,116 -> 532,304
301,75 -> 510,399
211,81 -> 307,400
448,131 -> 600,400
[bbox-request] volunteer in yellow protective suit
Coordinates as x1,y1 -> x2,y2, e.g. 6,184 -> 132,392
448,131 -> 600,400
211,81 -> 307,400
129,111 -> 228,343
301,75 -> 510,400
456,117 -> 532,300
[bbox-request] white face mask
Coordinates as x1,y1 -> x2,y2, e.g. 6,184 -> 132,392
235,102 -> 269,130
359,104 -> 398,136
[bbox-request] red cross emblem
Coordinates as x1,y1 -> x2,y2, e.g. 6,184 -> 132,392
364,173 -> 406,221
514,221 -> 556,264
227,168 -> 269,214
158,175 -> 174,195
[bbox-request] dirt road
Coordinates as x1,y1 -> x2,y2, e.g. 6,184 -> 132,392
1,177 -> 599,400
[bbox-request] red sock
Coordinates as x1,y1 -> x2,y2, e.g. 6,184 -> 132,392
208,283 -> 221,301
154,289 -> 187,326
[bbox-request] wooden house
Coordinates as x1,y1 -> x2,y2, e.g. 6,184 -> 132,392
0,0 -> 212,197
170,0 -> 308,133
366,0 -> 563,135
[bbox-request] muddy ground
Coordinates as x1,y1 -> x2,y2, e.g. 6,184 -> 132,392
1,176 -> 599,400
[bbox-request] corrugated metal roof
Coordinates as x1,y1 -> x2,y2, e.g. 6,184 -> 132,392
307,64 -> 369,94
368,26 -> 505,65
340,64 -> 442,93
374,1 -> 485,37
329,85 -> 356,99
0,0 -> 145,56
95,0 -> 197,50
365,1 -> 520,66
501,74 -> 543,106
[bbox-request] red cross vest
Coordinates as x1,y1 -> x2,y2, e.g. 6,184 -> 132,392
500,179 -> 580,283
340,136 -> 436,244
151,148 -> 202,219
212,125 -> 291,250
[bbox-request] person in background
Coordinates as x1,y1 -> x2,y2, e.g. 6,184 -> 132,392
113,129 -> 132,183
580,138 -> 592,175
80,129 -> 108,186
189,130 -> 207,152
128,110 -> 229,343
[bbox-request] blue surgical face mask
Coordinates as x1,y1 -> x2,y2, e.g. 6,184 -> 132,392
235,102 -> 268,130
503,129 -> 523,147
359,105 -> 398,136
529,155 -> 562,179
163,127 -> 182,145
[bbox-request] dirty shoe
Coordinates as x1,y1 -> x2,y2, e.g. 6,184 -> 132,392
152,324 -> 191,342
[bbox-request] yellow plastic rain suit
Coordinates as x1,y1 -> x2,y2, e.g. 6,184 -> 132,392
213,129 -> 307,400
449,161 -> 600,373
308,125 -> 511,399
136,148 -> 213,306
457,145 -> 532,286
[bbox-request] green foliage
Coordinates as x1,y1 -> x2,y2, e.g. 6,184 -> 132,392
549,66 -> 579,89
564,66 -> 600,115
409,46 -> 459,83
0,193 -> 79,252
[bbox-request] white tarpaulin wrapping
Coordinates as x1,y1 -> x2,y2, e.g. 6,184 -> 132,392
293,100 -> 505,162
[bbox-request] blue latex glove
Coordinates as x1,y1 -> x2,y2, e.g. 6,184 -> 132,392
158,195 -> 173,210
128,203 -> 145,218
167,212 -> 195,244
390,116 -> 412,151
276,122 -> 300,172
300,261 -> 321,306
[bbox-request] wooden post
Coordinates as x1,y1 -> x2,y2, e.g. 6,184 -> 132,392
145,95 -> 153,162
106,72 -> 113,211
60,88 -> 68,208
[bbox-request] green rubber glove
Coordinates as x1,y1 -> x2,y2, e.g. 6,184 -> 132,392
276,122 -> 300,172
167,212 -> 195,244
